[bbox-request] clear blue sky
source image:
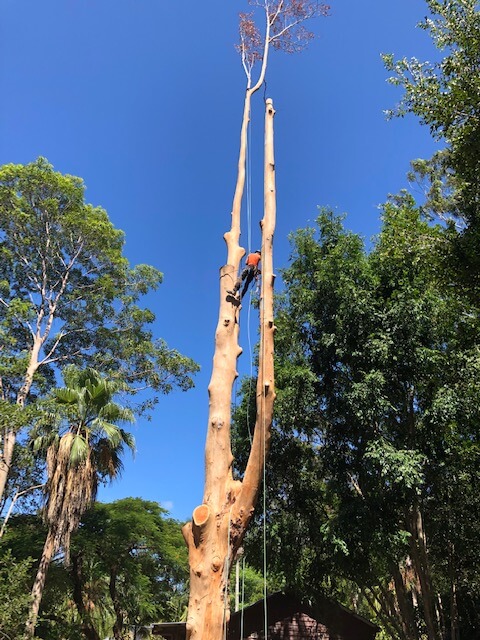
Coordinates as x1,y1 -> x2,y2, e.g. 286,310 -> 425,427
1,0 -> 440,521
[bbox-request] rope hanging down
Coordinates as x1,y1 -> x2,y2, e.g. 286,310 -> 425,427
232,94 -> 270,639
247,96 -> 270,639
244,102 -> 255,445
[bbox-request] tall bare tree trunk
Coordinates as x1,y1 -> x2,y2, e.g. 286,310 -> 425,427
182,99 -> 276,640
25,528 -> 57,637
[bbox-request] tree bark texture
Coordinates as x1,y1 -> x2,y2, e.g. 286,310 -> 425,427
183,100 -> 276,640
0,429 -> 16,509
25,528 -> 57,637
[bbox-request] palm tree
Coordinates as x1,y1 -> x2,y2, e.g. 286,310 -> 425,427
25,366 -> 135,637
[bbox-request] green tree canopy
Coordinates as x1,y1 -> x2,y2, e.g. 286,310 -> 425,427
0,157 -> 198,504
0,549 -> 34,639
70,498 -> 189,640
383,0 -> 480,290
235,204 -> 480,640
1,499 -> 189,640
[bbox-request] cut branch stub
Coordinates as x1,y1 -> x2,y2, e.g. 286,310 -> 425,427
192,504 -> 210,547
193,504 -> 210,527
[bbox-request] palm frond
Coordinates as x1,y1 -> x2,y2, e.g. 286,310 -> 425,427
120,428 -> 136,454
31,431 -> 59,454
91,420 -> 122,448
94,439 -> 124,479
85,379 -> 109,405
54,387 -> 81,405
45,436 -> 97,563
40,365 -> 135,563
69,434 -> 89,466
99,401 -> 135,424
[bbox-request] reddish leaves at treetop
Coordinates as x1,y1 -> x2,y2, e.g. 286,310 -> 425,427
236,0 -> 330,68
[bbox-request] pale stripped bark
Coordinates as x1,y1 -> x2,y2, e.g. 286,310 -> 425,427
224,8 -> 271,268
182,100 -> 276,640
0,482 -> 44,539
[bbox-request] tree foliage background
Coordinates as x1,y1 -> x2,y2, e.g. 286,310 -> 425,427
1,499 -> 189,640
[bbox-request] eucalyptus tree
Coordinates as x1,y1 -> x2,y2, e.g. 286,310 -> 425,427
25,366 -> 136,637
181,3 -> 329,639
0,157 -> 198,504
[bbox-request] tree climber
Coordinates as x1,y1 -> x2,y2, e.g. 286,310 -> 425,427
228,250 -> 261,299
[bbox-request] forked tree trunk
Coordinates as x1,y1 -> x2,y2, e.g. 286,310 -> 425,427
182,99 -> 276,640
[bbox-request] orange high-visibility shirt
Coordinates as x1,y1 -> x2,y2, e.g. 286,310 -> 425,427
245,253 -> 261,268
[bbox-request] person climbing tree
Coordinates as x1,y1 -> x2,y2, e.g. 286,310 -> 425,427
228,250 -> 261,299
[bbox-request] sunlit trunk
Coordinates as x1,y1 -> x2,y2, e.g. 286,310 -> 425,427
183,100 -> 276,640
